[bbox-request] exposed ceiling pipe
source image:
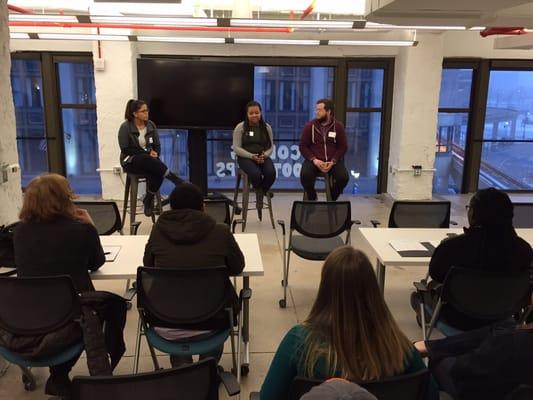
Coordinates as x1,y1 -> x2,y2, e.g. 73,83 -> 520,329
8,21 -> 293,33
480,27 -> 527,37
7,4 -> 33,14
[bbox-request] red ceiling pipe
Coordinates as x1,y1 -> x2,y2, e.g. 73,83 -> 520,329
7,4 -> 33,14
9,21 -> 293,33
300,0 -> 316,19
480,27 -> 527,37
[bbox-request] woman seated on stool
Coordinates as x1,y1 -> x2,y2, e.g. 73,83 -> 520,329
260,246 -> 437,400
118,99 -> 184,216
232,100 -> 276,212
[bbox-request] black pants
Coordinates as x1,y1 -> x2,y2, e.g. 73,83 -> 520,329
49,352 -> 81,380
237,157 -> 276,191
300,159 -> 349,200
122,154 -> 168,193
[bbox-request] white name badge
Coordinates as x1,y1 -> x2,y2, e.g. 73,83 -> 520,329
328,131 -> 336,138
249,131 -> 254,137
149,137 -> 154,143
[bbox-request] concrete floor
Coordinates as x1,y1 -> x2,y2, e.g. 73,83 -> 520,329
1,191 -> 532,399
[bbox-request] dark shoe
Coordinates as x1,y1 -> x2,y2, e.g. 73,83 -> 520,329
166,171 -> 184,186
143,192 -> 155,217
45,375 -> 72,398
264,190 -> 274,199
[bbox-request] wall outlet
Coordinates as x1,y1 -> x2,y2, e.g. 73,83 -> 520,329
113,166 -> 122,175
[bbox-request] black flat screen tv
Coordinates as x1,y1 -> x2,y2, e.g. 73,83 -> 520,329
137,58 -> 254,129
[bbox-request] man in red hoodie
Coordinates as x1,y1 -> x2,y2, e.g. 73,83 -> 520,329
299,99 -> 349,200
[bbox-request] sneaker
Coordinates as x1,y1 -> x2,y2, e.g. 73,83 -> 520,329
143,192 -> 155,217
45,375 -> 72,398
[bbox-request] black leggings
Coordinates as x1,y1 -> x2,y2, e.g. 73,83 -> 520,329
237,157 -> 276,191
122,154 -> 168,193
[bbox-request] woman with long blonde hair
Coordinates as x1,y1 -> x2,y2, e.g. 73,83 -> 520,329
260,246 -> 432,399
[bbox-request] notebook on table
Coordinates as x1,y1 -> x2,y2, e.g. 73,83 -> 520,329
103,246 -> 121,262
389,240 -> 441,257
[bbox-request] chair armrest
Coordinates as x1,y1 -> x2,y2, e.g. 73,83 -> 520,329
277,220 -> 286,236
370,219 -> 381,227
123,287 -> 137,302
239,288 -> 252,302
232,219 -> 244,233
131,221 -> 141,235
413,280 -> 429,293
249,392 -> 260,400
450,220 -> 458,226
219,370 -> 240,396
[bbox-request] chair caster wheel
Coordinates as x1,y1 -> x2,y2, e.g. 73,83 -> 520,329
279,299 -> 286,308
22,374 -> 35,391
241,364 -> 249,376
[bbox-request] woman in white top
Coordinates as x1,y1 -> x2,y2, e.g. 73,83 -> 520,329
118,99 -> 183,216
232,100 -> 276,209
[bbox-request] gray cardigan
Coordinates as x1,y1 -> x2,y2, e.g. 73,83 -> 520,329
232,121 -> 274,159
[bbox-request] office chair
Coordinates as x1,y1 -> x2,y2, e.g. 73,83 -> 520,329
277,201 -> 358,308
135,266 -> 251,381
72,358 -> 239,400
414,267 -> 530,339
0,276 -> 84,392
74,201 -> 125,235
371,201 -> 454,228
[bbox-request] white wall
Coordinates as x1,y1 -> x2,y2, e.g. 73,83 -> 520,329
0,2 -> 22,225
7,29 -> 533,200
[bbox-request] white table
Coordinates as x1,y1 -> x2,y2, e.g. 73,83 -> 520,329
359,228 -> 533,293
95,233 -> 264,373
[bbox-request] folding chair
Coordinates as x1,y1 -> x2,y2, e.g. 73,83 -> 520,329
512,203 -> 533,228
0,276 -> 83,392
72,358 -> 239,400
277,201 -> 358,308
371,201 -> 454,228
74,201 -> 125,235
414,267 -> 530,340
134,266 -> 251,382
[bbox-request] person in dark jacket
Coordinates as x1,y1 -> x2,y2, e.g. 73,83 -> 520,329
118,99 -> 184,216
414,322 -> 533,400
143,183 -> 245,366
414,188 -> 533,330
299,99 -> 349,201
13,173 -> 105,397
232,100 -> 276,211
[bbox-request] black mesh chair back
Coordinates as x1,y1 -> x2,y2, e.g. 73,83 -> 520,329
290,201 -> 351,238
388,201 -> 451,228
512,203 -> 533,228
136,266 -> 230,329
72,358 -> 219,400
204,199 -> 231,226
74,201 -> 122,235
506,385 -> 533,400
441,267 -> 530,321
0,276 -> 80,335
289,370 -> 430,400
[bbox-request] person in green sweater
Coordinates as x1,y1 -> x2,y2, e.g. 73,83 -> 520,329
260,246 -> 436,400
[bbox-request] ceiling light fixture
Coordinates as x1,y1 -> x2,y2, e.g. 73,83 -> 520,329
137,36 -> 225,43
38,33 -> 129,41
233,38 -> 320,45
90,16 -> 217,26
365,22 -> 466,31
328,39 -> 416,46
9,14 -> 79,23
10,32 -> 30,39
230,19 -> 356,29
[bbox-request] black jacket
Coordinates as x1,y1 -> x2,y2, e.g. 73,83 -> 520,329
143,209 -> 245,309
14,217 -> 105,293
429,226 -> 533,329
118,120 -> 161,165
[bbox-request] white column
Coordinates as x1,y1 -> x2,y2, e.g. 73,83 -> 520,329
387,33 -> 443,200
0,2 -> 23,224
93,41 -> 138,200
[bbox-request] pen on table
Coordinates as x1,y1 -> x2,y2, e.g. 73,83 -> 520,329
104,252 -> 111,255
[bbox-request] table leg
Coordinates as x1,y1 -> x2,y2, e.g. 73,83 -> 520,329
377,259 -> 386,295
242,276 -> 250,370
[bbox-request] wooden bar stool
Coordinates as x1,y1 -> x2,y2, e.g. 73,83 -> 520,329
121,174 -> 162,235
231,168 -> 275,232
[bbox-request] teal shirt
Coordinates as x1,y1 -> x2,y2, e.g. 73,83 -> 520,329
260,325 -> 436,400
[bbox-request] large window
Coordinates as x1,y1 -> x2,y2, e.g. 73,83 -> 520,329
10,58 -> 48,187
158,129 -> 189,195
57,61 -> 101,195
433,68 -> 474,194
478,70 -> 533,190
208,65 -> 334,190
344,65 -> 387,194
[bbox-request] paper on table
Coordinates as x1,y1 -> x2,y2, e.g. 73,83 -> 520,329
389,240 -> 427,252
104,245 -> 121,262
